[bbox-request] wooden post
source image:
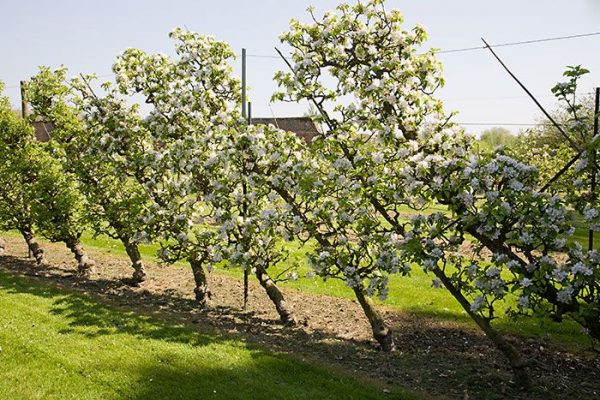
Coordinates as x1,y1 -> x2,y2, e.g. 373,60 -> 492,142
20,80 -> 33,259
242,48 -> 247,119
20,81 -> 30,118
589,87 -> 599,252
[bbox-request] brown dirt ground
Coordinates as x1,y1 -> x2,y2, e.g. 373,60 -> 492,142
0,235 -> 599,400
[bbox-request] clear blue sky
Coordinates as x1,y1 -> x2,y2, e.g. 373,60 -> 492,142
2,0 -> 600,135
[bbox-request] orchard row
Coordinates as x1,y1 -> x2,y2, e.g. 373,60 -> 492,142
0,0 -> 598,387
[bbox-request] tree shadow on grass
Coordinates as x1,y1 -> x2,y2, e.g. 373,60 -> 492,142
0,254 -> 599,400
121,358 -> 395,400
0,269 -> 402,400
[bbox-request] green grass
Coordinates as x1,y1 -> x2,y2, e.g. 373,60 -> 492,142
0,271 -> 416,400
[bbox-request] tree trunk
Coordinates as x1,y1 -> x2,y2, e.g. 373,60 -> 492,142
189,257 -> 211,308
353,287 -> 395,352
19,227 -> 47,266
243,268 -> 249,309
0,237 -> 5,256
65,237 -> 96,277
121,237 -> 146,285
580,312 -> 600,342
433,269 -> 530,387
254,265 -> 296,325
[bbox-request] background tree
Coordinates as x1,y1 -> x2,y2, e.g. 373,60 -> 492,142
478,127 -> 517,151
510,67 -> 596,189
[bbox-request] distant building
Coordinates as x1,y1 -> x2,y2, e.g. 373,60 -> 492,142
251,117 -> 320,143
32,121 -> 53,142
31,117 -> 321,144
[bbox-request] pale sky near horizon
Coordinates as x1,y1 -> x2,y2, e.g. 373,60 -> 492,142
2,0 -> 600,136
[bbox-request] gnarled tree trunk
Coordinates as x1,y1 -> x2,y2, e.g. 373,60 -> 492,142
65,236 -> 96,277
433,269 -> 530,387
121,236 -> 146,285
19,226 -> 47,266
255,265 -> 296,325
189,257 -> 211,308
353,287 -> 395,352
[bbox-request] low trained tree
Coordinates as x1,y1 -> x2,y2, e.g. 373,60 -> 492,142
26,67 -> 153,284
270,1 -> 597,383
0,82 -> 47,265
109,29 -> 305,320
271,0 -> 452,351
27,147 -> 96,276
399,66 -> 600,385
102,29 -> 243,306
201,124 -> 301,324
249,122 -> 400,348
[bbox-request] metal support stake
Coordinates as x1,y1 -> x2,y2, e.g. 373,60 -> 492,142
241,49 -> 249,309
589,87 -> 599,252
242,102 -> 253,310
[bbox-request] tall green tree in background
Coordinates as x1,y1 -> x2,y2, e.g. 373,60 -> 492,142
510,66 -> 595,188
478,127 -> 517,151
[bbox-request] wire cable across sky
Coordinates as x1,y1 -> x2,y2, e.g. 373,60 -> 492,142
3,30 -> 599,130
247,30 -> 600,59
436,31 -> 600,54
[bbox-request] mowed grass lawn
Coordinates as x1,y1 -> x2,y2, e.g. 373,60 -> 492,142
0,272 -> 414,400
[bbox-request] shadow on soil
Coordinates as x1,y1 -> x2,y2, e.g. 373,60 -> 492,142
0,254 -> 599,400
